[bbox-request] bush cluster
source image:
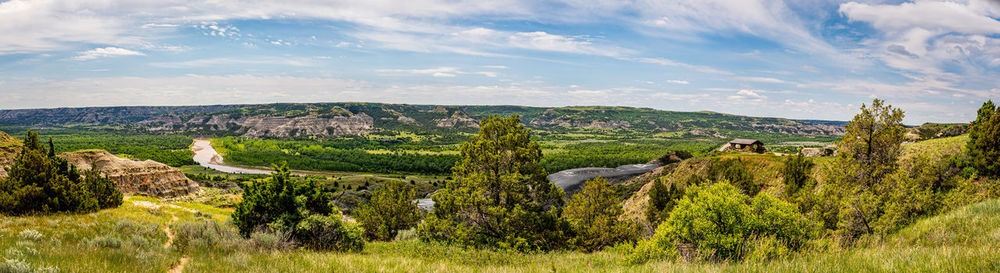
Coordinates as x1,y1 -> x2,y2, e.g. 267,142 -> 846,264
231,163 -> 363,251
632,182 -> 814,262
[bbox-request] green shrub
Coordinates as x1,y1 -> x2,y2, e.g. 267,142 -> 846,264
708,159 -> 759,196
17,230 -> 42,241
660,183 -> 751,260
0,259 -> 32,273
88,235 -> 123,249
293,213 -> 364,252
173,220 -> 243,251
637,182 -> 814,261
354,181 -> 422,241
748,194 -> 816,250
782,153 -> 813,196
232,163 -> 332,236
563,177 -> 640,252
231,163 -> 361,251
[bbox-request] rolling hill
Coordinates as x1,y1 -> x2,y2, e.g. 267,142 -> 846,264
0,103 -> 846,139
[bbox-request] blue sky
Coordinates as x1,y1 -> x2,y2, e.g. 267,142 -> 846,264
1,0 -> 999,123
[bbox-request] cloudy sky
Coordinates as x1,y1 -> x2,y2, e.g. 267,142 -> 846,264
1,0 -> 999,123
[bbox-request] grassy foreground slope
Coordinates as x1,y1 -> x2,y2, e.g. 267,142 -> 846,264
1,195 -> 997,272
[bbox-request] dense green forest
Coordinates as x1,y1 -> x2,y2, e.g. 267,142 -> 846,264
0,127 -> 194,167
213,137 -> 460,174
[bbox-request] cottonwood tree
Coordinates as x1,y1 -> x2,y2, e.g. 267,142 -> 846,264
417,115 -> 569,251
821,99 -> 907,240
837,99 -> 906,187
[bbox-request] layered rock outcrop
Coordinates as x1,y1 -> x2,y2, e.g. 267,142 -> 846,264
435,111 -> 480,128
58,150 -> 199,197
529,117 -> 632,130
144,113 -> 375,138
242,114 -> 374,137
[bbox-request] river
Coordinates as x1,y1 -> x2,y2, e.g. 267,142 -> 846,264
190,139 -> 658,211
190,139 -> 271,175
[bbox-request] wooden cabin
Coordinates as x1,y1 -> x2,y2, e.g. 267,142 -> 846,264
720,139 -> 766,153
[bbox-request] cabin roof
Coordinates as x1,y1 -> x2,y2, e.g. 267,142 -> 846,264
729,139 -> 762,145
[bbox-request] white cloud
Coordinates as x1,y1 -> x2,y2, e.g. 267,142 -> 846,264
634,57 -> 732,75
665,80 -> 689,85
376,67 -> 498,77
149,57 -> 316,68
727,89 -> 767,102
839,0 -> 1000,99
734,76 -> 788,84
72,47 -> 145,61
840,1 -> 1000,35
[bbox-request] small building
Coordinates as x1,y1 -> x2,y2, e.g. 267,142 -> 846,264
720,139 -> 766,153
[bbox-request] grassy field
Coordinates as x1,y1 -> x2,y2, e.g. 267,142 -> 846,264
2,194 -> 997,272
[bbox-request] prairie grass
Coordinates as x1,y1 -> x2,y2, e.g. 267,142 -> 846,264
0,195 -> 997,272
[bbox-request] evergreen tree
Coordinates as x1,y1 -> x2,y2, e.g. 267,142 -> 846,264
967,100 -> 995,150
645,177 -> 686,227
563,177 -> 639,252
783,153 -> 814,196
354,181 -> 422,241
83,167 -> 123,209
968,100 -> 1000,176
231,163 -> 363,251
418,115 -> 569,251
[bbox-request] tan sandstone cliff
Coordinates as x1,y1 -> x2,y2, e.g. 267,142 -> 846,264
58,150 -> 199,197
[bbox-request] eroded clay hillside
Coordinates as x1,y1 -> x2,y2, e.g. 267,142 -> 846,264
58,150 -> 200,197
0,103 -> 846,138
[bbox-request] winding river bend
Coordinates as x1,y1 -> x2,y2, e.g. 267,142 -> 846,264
190,139 -> 271,175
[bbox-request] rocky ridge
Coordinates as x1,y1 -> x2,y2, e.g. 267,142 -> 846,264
144,113 -> 375,138
435,111 -> 480,128
58,150 -> 199,197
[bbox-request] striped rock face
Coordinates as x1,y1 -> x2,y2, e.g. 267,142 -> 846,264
58,150 -> 199,198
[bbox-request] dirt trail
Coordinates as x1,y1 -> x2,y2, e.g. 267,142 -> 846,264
163,214 -> 179,248
129,199 -> 193,273
168,257 -> 189,273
